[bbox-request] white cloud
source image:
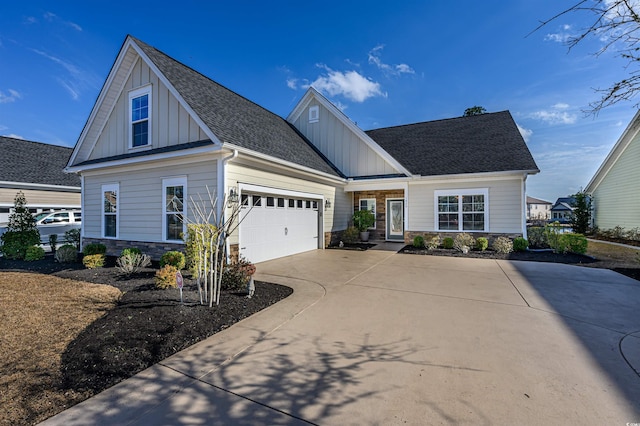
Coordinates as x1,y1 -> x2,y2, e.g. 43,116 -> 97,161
42,11 -> 82,31
530,103 -> 577,125
25,16 -> 37,24
31,49 -> 80,75
0,125 -> 7,131
517,124 -> 533,142
305,65 -> 385,102
334,101 -> 348,111
544,24 -> 573,43
5,134 -> 24,140
0,89 -> 21,103
368,45 -> 415,76
286,78 -> 297,89
553,102 -> 569,109
58,78 -> 79,100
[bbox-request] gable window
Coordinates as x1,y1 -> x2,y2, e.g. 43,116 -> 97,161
435,189 -> 488,232
359,198 -> 376,229
309,105 -> 319,123
102,184 -> 118,238
163,177 -> 186,241
129,86 -> 152,148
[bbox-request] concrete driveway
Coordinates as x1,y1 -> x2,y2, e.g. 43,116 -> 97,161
43,248 -> 640,425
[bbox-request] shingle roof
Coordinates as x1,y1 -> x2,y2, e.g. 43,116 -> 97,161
365,111 -> 539,176
0,136 -> 80,187
527,196 -> 552,205
130,37 -> 341,177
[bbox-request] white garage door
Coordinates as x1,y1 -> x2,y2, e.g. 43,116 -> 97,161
239,192 -> 320,263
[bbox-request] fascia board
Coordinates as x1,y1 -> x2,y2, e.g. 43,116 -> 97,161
409,170 -> 532,184
0,181 -> 80,192
287,87 -> 412,177
585,109 -> 640,193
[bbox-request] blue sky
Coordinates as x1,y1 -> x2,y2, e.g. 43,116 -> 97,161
0,1 -> 636,203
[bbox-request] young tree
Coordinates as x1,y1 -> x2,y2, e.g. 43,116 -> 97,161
0,191 -> 40,259
463,106 -> 486,116
570,190 -> 592,234
533,1 -> 640,113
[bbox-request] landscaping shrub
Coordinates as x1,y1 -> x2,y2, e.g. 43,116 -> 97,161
64,229 -> 81,250
527,227 -> 548,249
55,244 -> 78,263
120,247 -> 142,257
184,223 -> 217,274
116,251 -> 151,275
24,245 -> 45,261
413,235 -> 425,248
612,225 -> 625,239
83,243 -> 106,256
492,237 -> 513,254
49,234 -> 58,254
426,235 -> 440,250
513,237 -> 529,252
442,237 -> 454,249
544,222 -> 566,253
342,226 -> 359,244
221,257 -> 256,291
155,264 -> 178,289
0,191 -> 40,260
83,254 -> 105,269
352,209 -> 375,232
560,233 -> 588,254
160,250 -> 186,270
476,237 -> 488,251
454,233 -> 475,253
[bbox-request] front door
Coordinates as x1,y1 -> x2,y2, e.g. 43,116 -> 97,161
386,199 -> 404,241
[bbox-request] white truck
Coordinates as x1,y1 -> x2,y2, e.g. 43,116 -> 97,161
0,210 -> 81,250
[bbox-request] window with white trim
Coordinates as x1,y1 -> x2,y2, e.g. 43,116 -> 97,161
102,184 -> 118,238
129,86 -> 152,148
435,189 -> 488,232
359,198 -> 376,229
163,177 -> 186,241
309,105 -> 319,123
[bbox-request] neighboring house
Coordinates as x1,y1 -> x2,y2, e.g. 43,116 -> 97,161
585,110 -> 640,231
65,36 -> 539,263
526,196 -> 552,221
550,197 -> 576,224
0,136 -> 80,223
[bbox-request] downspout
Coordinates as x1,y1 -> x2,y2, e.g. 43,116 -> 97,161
80,174 -> 85,251
219,150 -> 238,261
522,174 -> 528,239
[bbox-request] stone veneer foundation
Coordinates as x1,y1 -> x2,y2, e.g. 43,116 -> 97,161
82,237 -> 185,261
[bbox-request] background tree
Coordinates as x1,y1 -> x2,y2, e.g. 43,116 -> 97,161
463,106 -> 487,116
570,190 -> 593,234
0,191 -> 40,259
533,0 -> 640,113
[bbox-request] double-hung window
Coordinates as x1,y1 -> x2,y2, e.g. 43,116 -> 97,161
163,177 -> 186,241
129,86 -> 151,148
359,198 -> 376,229
102,184 -> 118,238
435,189 -> 488,232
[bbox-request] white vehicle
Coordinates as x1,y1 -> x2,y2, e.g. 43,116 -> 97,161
33,210 -> 81,246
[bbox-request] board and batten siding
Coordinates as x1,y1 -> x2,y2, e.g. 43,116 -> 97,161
592,132 -> 640,230
292,102 -> 399,178
407,177 -> 523,233
83,159 -> 216,242
226,163 -> 348,246
88,57 -> 207,161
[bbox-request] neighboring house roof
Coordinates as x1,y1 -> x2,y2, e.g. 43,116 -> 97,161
129,37 -> 341,177
526,196 -> 551,205
551,202 -> 574,211
0,136 -> 80,188
365,111 -> 539,176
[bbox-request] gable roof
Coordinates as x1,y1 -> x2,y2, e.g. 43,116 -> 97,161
526,196 -> 552,205
130,37 -> 341,177
365,111 -> 539,176
0,136 -> 80,188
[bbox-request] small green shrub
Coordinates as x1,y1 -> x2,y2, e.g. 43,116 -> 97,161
64,229 -> 81,250
413,235 -> 425,248
120,247 -> 142,257
513,237 -> 529,252
155,264 -> 178,289
221,257 -> 256,291
49,234 -> 58,253
83,243 -> 106,256
426,235 -> 440,250
476,237 -> 488,251
55,244 -> 78,263
117,252 -> 151,275
0,230 -> 41,260
352,209 -> 375,232
160,251 -> 186,270
492,237 -> 513,254
184,223 -> 218,275
527,227 -> 548,249
561,233 -> 588,254
25,245 -> 45,261
83,253 -> 105,269
454,233 -> 475,252
544,222 -> 566,253
342,226 -> 359,244
442,237 -> 454,249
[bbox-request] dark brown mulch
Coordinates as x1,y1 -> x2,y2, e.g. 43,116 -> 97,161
327,242 -> 376,251
399,245 -> 597,264
0,254 -> 293,397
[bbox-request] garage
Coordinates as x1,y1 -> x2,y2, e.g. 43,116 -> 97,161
238,188 -> 321,263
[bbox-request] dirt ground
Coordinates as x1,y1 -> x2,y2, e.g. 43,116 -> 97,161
0,258 -> 292,426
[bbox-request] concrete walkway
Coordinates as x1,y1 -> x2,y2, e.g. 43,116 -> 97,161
42,249 -> 640,425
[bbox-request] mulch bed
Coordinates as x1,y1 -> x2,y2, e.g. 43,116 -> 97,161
327,242 -> 376,251
0,255 -> 292,396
